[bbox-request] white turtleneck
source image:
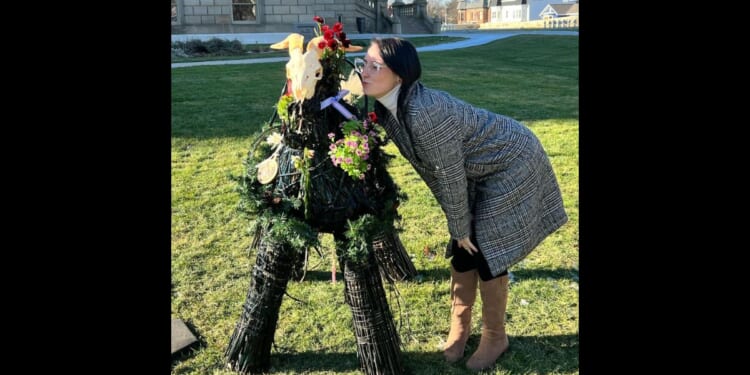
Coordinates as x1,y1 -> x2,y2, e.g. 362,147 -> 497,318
376,83 -> 401,121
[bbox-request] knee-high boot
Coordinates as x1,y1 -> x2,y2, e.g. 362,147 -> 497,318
443,266 -> 478,363
466,274 -> 509,371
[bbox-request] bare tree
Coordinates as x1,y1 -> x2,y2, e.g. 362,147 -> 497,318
446,0 -> 459,24
426,0 -> 446,20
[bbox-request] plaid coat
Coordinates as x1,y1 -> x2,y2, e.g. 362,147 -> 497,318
375,82 -> 568,277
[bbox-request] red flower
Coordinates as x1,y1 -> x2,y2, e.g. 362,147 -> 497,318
368,112 -> 378,123
313,15 -> 350,53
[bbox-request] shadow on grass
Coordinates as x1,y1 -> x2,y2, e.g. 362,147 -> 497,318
408,267 -> 578,285
289,270 -> 339,282
413,267 -> 451,283
286,267 -> 578,286
171,319 -> 207,369
270,350 -> 361,373
294,267 -> 451,284
408,333 -> 578,375
510,267 -> 578,282
270,333 -> 577,374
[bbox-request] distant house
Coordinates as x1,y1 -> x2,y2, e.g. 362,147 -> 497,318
171,0 -> 390,35
539,2 -> 579,19
487,0 -> 577,23
457,0 -> 489,24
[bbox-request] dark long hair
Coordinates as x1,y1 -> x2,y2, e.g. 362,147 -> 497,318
371,38 -> 421,125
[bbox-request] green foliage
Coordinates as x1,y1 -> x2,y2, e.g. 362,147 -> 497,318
205,38 -> 244,55
337,214 -> 379,265
254,211 -> 319,251
276,94 -> 295,124
172,38 -> 246,57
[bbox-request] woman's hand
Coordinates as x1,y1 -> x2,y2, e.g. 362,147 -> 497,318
457,237 -> 479,255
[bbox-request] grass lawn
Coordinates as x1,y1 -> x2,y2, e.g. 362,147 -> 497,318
172,34 -> 578,374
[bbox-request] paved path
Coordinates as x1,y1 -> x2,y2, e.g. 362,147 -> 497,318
171,30 -> 578,69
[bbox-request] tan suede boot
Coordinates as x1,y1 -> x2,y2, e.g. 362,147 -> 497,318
466,275 -> 510,371
443,266 -> 478,363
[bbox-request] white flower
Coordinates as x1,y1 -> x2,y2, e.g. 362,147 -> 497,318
266,132 -> 283,147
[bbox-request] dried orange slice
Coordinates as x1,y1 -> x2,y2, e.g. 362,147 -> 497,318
256,156 -> 279,184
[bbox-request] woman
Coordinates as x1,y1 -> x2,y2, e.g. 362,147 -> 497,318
355,38 -> 568,371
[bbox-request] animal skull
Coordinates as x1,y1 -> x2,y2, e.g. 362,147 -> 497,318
271,33 -> 323,102
288,50 -> 322,101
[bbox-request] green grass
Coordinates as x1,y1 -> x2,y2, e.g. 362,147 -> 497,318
172,34 -> 578,374
171,36 -> 467,63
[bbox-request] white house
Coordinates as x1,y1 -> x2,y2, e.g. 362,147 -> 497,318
539,2 -> 579,19
489,0 -> 577,23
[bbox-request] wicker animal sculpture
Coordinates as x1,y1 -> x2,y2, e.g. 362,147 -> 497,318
225,20 -> 412,375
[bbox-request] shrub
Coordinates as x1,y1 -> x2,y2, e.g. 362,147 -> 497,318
171,38 -> 246,57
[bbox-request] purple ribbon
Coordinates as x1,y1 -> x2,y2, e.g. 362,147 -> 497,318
320,90 -> 355,120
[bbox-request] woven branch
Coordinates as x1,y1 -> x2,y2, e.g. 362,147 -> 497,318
225,233 -> 295,374
229,52 -> 408,374
372,229 -> 418,282
343,251 -> 405,375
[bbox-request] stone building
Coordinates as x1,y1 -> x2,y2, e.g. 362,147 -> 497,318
171,0 -> 393,35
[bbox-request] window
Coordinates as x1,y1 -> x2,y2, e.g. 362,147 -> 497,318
232,0 -> 256,22
171,0 -> 178,24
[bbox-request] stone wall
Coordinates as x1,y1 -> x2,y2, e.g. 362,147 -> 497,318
172,0 -> 386,34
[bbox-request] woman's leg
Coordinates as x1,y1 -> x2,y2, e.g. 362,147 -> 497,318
444,239 -> 483,362
443,256 -> 478,362
466,272 -> 510,371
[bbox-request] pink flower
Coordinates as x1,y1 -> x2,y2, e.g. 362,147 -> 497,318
327,117 -> 383,180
